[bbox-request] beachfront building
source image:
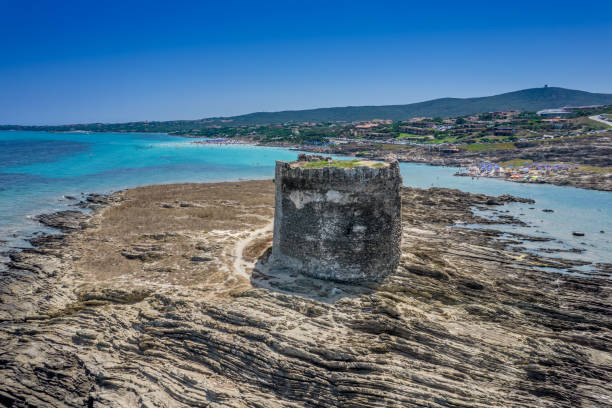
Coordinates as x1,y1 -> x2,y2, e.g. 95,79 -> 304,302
351,122 -> 379,137
399,126 -> 430,135
405,118 -> 434,128
493,127 -> 514,136
563,105 -> 604,111
536,108 -> 575,118
542,118 -> 569,129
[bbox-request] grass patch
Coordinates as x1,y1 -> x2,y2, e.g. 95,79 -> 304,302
381,144 -> 406,150
302,159 -> 383,169
572,165 -> 612,174
461,142 -> 516,151
398,133 -> 426,139
574,117 -> 611,130
424,136 -> 460,144
498,159 -> 534,168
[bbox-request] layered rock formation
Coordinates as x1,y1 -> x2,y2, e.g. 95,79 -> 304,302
0,181 -> 610,407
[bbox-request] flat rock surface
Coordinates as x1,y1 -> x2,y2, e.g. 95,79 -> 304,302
0,180 -> 610,407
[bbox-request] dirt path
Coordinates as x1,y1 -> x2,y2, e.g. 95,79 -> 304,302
232,222 -> 273,279
589,114 -> 612,127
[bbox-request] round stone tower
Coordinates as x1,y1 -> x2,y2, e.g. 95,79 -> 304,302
271,155 -> 402,282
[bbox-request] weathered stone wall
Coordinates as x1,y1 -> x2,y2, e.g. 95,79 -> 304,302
271,159 -> 402,282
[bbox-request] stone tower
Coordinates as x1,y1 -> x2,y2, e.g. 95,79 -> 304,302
271,155 -> 402,282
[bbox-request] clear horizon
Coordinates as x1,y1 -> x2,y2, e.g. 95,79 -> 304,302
1,0 -> 611,125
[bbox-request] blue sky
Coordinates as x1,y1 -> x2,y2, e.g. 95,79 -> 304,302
1,0 -> 611,125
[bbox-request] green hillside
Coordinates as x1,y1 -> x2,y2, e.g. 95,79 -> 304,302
220,87 -> 612,124
3,87 -> 612,131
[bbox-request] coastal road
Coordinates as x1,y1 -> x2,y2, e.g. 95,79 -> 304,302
588,115 -> 612,127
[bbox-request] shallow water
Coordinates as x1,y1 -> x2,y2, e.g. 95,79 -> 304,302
1,131 -> 610,272
0,131 -> 298,250
399,163 -> 612,271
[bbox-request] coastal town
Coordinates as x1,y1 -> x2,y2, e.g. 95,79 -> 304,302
169,103 -> 612,145
167,104 -> 612,190
456,161 -> 575,183
4,101 -> 610,190
3,0 -> 612,406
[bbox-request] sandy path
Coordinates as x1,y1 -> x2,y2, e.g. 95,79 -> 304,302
232,222 -> 273,279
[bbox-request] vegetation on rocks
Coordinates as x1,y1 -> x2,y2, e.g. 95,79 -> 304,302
302,159 -> 385,169
461,142 -> 516,151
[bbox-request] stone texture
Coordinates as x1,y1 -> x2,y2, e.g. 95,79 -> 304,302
271,157 -> 402,282
0,181 -> 610,408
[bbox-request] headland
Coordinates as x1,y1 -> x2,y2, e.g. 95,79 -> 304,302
0,179 -> 610,406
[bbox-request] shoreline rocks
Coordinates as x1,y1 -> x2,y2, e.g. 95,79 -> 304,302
0,181 -> 610,407
294,132 -> 612,191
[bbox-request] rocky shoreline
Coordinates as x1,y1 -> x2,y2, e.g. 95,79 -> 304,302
1,181 -> 610,407
281,132 -> 612,191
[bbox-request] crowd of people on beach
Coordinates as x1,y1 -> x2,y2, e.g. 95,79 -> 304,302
458,161 -> 575,182
190,138 -> 245,145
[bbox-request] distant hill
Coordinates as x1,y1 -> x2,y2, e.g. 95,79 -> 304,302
219,87 -> 612,125
3,87 -> 612,131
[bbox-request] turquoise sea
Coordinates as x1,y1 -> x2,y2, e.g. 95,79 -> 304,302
0,131 -> 298,245
1,131 -> 610,273
402,163 -> 612,273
